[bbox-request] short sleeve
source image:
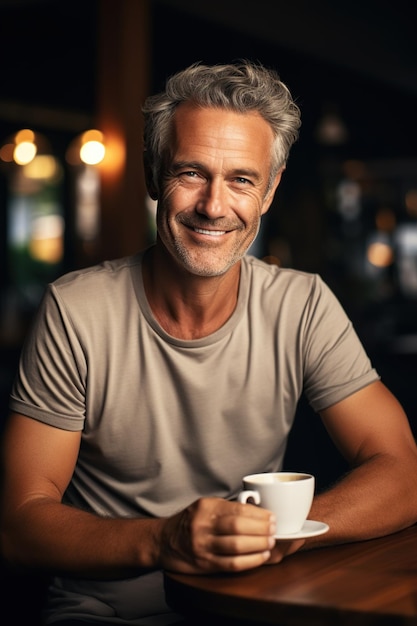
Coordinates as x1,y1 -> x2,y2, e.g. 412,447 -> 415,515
9,284 -> 86,430
302,276 -> 380,412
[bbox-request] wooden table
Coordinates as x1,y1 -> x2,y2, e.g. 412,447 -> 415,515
164,525 -> 417,625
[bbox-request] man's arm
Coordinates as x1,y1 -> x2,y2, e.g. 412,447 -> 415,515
0,413 -> 282,578
304,380 -> 417,546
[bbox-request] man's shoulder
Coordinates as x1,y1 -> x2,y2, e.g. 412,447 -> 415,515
51,254 -> 142,292
243,255 -> 320,289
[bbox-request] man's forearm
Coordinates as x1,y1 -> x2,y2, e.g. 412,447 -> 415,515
1,497 -> 164,578
306,452 -> 417,548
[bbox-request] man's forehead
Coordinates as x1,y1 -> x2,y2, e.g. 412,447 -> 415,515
171,103 -> 274,155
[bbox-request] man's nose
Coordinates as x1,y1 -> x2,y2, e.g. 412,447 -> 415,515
196,180 -> 227,218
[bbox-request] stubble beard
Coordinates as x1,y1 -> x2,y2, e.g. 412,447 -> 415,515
172,226 -> 260,277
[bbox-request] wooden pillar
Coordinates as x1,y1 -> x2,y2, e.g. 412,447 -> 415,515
94,0 -> 151,263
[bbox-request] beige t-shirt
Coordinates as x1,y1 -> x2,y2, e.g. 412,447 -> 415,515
10,252 -> 379,623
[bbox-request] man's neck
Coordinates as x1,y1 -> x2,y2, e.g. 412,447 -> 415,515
142,246 -> 241,340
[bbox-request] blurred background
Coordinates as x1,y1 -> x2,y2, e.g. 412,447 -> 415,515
0,0 -> 416,477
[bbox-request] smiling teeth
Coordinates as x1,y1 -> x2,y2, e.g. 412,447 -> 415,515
194,228 -> 226,236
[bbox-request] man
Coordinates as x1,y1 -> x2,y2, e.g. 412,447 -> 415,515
2,61 -> 417,626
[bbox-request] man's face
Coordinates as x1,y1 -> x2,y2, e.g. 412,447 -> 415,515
155,102 -> 282,277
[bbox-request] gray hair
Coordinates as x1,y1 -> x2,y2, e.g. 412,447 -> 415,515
142,60 -> 301,192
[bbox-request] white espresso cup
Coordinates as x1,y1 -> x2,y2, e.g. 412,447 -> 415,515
238,471 -> 315,535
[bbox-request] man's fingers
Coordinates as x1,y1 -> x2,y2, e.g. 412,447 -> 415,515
231,500 -> 274,521
211,501 -> 276,537
209,533 -> 276,556
213,511 -> 276,538
195,549 -> 273,573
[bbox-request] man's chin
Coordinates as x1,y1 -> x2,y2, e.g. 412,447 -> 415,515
180,255 -> 243,278
169,240 -> 249,277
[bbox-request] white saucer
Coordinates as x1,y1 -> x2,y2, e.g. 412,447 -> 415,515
274,520 -> 329,540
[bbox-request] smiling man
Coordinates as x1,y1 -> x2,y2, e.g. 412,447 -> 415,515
143,101 -> 283,339
2,61 -> 417,626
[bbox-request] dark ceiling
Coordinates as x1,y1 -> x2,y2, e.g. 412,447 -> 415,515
151,0 -> 417,160
157,0 -> 417,97
0,0 -> 417,160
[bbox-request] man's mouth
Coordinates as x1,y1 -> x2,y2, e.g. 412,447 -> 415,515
194,228 -> 227,236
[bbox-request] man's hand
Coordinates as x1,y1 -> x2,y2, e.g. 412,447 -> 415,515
158,497 -> 304,574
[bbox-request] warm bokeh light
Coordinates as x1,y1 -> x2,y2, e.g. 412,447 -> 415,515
0,129 -> 55,167
96,129 -> 125,179
80,129 -> 106,165
0,143 -> 15,162
29,214 -> 64,264
367,241 -> 394,267
80,140 -> 106,165
66,129 -> 106,166
15,128 -> 35,144
81,129 -> 104,144
14,140 -> 37,165
24,155 -> 62,181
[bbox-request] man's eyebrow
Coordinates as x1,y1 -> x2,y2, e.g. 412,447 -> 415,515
171,161 -> 203,172
230,168 -> 262,181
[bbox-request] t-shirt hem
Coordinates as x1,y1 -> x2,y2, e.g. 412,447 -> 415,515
8,398 -> 84,431
309,370 -> 381,413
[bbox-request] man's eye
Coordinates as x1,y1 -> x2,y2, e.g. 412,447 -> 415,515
179,171 -> 203,183
235,177 -> 251,185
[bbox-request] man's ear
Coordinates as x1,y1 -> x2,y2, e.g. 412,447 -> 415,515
261,167 -> 285,216
143,152 -> 158,200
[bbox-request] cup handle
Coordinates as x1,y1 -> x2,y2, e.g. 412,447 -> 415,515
238,490 -> 261,505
